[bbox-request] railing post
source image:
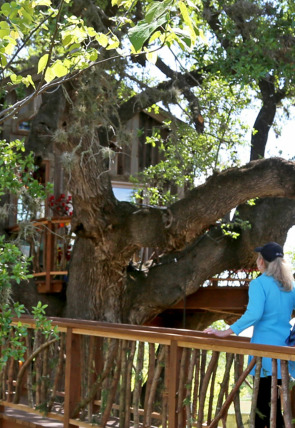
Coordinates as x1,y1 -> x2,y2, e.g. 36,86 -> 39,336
168,340 -> 179,428
0,403 -> 4,427
281,360 -> 293,428
45,221 -> 53,292
64,327 -> 81,428
291,384 -> 295,422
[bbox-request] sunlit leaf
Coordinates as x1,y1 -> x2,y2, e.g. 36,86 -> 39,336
19,6 -> 34,24
86,26 -> 97,37
62,34 -> 73,47
52,61 -> 68,78
32,0 -> 52,6
4,40 -> 16,55
10,74 -> 23,84
145,49 -> 158,64
106,40 -> 120,50
44,66 -> 56,83
37,53 -> 49,74
22,74 -> 35,89
89,50 -> 98,61
0,22 -> 10,39
178,1 -> 196,46
95,33 -> 109,47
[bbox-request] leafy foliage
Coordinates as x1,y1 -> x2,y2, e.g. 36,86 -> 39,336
0,301 -> 58,371
133,76 -> 250,206
0,139 -> 50,196
1,0 -> 120,86
0,138 -> 55,368
128,0 -> 202,53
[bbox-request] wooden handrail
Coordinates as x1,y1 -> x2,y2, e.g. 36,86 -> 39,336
33,271 -> 68,277
12,315 -> 295,361
4,315 -> 295,428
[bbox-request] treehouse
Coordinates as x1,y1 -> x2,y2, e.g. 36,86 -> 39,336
4,92 -> 172,293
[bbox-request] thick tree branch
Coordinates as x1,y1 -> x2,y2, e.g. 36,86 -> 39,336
250,77 -> 286,160
124,197 -> 295,324
122,158 -> 295,251
116,67 -> 206,127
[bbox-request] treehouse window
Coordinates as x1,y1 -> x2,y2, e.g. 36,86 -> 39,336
17,121 -> 31,133
113,186 -> 134,202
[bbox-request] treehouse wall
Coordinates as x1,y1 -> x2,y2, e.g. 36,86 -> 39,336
110,110 -> 166,181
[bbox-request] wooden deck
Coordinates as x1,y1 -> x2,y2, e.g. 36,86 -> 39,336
0,406 -> 63,427
0,406 -> 158,427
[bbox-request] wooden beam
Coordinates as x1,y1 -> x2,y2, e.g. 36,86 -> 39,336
173,287 -> 248,311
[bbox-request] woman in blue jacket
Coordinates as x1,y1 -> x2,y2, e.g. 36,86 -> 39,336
204,242 -> 295,427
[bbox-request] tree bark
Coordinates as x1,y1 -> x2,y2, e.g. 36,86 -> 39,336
250,78 -> 286,160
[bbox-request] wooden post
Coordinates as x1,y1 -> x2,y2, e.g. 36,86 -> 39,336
0,403 -> 4,427
64,328 -> 81,428
270,359 -> 277,428
168,340 -> 179,428
281,360 -> 293,428
290,384 -> 295,422
45,221 -> 53,292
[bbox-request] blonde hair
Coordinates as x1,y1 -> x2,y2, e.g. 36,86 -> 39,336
258,254 -> 294,291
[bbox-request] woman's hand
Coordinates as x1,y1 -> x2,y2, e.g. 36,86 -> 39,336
203,327 -> 234,337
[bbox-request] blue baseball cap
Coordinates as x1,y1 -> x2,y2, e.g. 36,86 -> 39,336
254,242 -> 284,262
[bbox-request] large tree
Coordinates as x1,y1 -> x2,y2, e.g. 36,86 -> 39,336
2,0 -> 295,326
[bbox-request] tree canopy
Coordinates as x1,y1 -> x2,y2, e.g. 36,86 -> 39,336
1,0 -> 295,327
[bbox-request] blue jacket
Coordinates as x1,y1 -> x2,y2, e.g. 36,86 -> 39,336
231,273 -> 295,378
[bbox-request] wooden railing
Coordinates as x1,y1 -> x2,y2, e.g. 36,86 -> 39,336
1,316 -> 295,427
10,217 -> 72,293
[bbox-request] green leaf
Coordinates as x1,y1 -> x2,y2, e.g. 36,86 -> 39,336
32,0 -> 51,7
44,66 -> 56,83
1,3 -> 12,17
62,34 -> 73,47
22,74 -> 36,89
52,61 -> 68,78
10,74 -> 23,85
178,1 -> 196,46
0,53 -> 7,67
149,30 -> 162,44
32,0 -> 52,6
19,6 -> 34,24
171,27 -> 192,47
106,39 -> 120,50
145,0 -> 173,24
89,49 -> 98,61
95,33 -> 109,48
86,26 -> 97,37
111,0 -> 125,5
129,16 -> 167,52
146,49 -> 158,64
4,38 -> 17,55
37,53 -> 49,74
0,21 -> 10,39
